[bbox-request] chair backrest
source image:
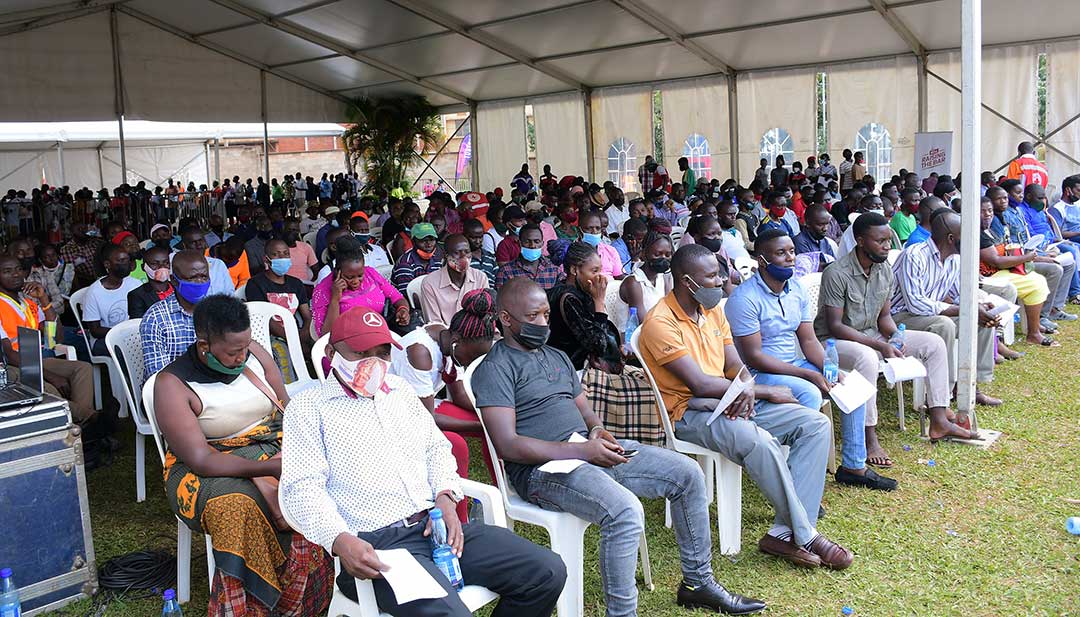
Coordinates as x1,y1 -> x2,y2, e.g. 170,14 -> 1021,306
234,283 -> 247,299
104,319 -> 148,425
68,286 -> 96,354
461,355 -> 515,512
604,276 -> 629,333
301,229 -> 318,248
370,226 -> 383,243
734,256 -> 756,281
311,332 -> 330,381
246,301 -> 313,383
140,372 -> 168,463
887,248 -> 901,266
628,329 -> 680,447
406,274 -> 427,311
800,272 -> 823,320
848,211 -> 862,224
374,263 -> 393,280
670,226 -> 685,245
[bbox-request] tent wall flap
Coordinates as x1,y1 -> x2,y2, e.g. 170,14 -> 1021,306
475,99 -> 527,191
1046,41 -> 1080,188
659,77 -> 731,184
736,69 -> 817,181
532,92 -> 589,181
591,85 -> 653,192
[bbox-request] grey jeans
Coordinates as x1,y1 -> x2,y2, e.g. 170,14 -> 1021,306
1030,258 -> 1074,314
892,312 -> 995,383
526,440 -> 712,617
675,400 -> 831,546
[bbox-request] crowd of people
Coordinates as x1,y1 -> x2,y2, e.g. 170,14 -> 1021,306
1,138 -> 1075,617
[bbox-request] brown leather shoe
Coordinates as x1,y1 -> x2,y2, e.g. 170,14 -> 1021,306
758,534 -> 821,568
806,534 -> 854,570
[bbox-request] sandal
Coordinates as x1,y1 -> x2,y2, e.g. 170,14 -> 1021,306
1040,336 -> 1061,347
866,454 -> 895,468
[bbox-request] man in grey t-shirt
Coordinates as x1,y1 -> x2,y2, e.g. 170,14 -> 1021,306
473,278 -> 765,617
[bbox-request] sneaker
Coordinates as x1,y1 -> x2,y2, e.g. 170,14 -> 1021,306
835,467 -> 898,491
1051,309 -> 1078,321
1040,317 -> 1060,332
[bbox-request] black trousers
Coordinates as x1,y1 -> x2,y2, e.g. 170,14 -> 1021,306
337,520 -> 566,617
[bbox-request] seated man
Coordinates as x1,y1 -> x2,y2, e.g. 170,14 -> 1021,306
128,246 -> 175,319
725,229 -> 893,491
816,213 -> 977,468
175,226 -> 235,296
792,204 -> 837,267
1021,182 -> 1080,307
81,244 -> 141,356
904,195 -> 939,247
891,210 -> 1003,409
756,191 -> 795,237
640,245 -> 852,569
140,250 -> 209,376
280,306 -> 567,617
474,277 -> 766,616
420,234 -> 489,325
495,224 -> 562,291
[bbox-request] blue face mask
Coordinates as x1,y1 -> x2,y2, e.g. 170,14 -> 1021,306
520,247 -> 542,262
761,260 -> 795,281
581,232 -> 602,247
269,257 -> 292,276
175,277 -> 211,304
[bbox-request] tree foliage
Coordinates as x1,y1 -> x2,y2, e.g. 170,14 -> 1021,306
341,95 -> 441,192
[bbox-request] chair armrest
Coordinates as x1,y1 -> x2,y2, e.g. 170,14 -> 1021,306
54,344 -> 77,361
460,478 -> 507,528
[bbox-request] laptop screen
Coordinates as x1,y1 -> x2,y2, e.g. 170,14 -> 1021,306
16,327 -> 43,394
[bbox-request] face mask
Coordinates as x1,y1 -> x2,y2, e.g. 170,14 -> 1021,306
698,237 -> 724,253
17,257 -> 34,272
761,260 -> 795,281
520,246 -> 542,262
331,354 -> 388,398
560,211 -> 579,224
85,226 -> 101,237
1030,200 -> 1045,212
175,277 -> 211,304
108,263 -> 129,278
153,239 -> 172,250
647,257 -> 671,273
269,257 -> 292,276
205,349 -> 248,376
506,224 -> 520,236
447,256 -> 470,273
257,229 -> 273,239
510,319 -> 550,350
330,219 -> 340,228
416,248 -> 435,260
354,233 -> 370,244
144,263 -> 170,282
403,226 -> 413,235
771,208 -> 788,219
581,232 -> 602,247
684,275 -> 725,310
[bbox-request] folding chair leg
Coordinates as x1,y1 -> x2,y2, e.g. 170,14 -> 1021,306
896,381 -> 907,432
638,531 -> 654,591
715,458 -> 743,555
698,455 -> 714,503
91,365 -> 102,411
549,521 -> 588,617
664,500 -> 672,529
176,521 -> 192,603
135,432 -> 146,503
205,535 -> 216,591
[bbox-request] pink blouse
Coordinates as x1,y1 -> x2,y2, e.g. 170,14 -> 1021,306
311,266 -> 403,336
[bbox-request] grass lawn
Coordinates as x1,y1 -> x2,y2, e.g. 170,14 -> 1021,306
54,321 -> 1080,616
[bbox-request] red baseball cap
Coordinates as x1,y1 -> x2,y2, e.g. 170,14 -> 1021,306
329,307 -> 402,353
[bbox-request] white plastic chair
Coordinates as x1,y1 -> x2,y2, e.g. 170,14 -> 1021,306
141,373 -> 216,604
670,226 -> 685,246
602,275 -> 628,334
302,229 -> 319,248
627,330 -> 744,555
104,319 -> 157,502
734,256 -> 756,281
279,476 -> 501,617
463,356 -> 653,617
234,282 -> 247,299
406,274 -> 427,314
68,286 -> 127,417
246,301 -> 315,396
374,263 -> 393,280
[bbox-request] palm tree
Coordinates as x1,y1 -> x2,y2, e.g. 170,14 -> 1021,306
341,95 -> 441,194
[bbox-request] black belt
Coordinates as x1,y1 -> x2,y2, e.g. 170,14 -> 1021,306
378,509 -> 429,532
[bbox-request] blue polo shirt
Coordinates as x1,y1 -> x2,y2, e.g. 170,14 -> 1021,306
904,225 -> 931,247
724,273 -> 813,364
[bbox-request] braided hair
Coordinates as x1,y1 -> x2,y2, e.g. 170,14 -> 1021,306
448,288 -> 497,342
547,238 -> 596,275
641,230 -> 672,255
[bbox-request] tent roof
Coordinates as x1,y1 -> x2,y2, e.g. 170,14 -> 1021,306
0,121 -> 345,147
3,0 -> 1078,115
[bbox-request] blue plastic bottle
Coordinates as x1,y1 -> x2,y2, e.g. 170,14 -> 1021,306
889,324 -> 906,351
0,569 -> 20,617
823,339 -> 840,383
624,307 -> 639,348
161,588 -> 182,616
428,509 -> 464,591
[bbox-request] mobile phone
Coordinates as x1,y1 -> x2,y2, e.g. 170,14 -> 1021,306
622,449 -> 639,458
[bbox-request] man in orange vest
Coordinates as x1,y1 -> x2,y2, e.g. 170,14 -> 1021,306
1006,141 -> 1049,189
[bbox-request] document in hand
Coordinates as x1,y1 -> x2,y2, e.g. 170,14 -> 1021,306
828,370 -> 876,415
375,548 -> 449,604
880,357 -> 927,385
706,366 -> 755,426
538,432 -> 588,474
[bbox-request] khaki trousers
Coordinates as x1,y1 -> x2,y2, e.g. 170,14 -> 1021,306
892,312 -> 995,385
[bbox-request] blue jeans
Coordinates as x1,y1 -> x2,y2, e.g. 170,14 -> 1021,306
526,440 -> 713,617
1058,241 -> 1080,296
752,358 -> 867,471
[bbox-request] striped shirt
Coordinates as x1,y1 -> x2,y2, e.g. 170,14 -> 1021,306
890,239 -> 960,316
390,248 -> 444,296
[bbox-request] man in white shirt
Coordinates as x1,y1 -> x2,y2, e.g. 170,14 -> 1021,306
280,306 -> 566,616
81,243 -> 142,356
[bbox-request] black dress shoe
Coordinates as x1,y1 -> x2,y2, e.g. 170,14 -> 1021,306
677,580 -> 767,615
835,466 -> 898,491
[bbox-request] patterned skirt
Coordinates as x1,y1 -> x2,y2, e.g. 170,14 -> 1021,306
583,366 -> 666,446
163,418 -> 332,615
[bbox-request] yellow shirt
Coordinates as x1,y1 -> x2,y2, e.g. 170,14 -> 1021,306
639,293 -> 733,421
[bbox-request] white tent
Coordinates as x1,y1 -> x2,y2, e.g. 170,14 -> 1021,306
0,121 -> 344,191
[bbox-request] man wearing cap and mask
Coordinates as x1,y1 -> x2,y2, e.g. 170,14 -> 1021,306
140,250 -> 211,376
391,222 -> 444,296
494,205 -> 529,266
640,244 -> 851,571
280,306 -> 567,616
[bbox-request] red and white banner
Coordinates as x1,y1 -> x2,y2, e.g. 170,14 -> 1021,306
914,131 -> 953,178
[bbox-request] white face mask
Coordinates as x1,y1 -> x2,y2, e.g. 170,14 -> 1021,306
330,354 -> 389,398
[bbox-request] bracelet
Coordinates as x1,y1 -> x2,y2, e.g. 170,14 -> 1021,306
41,303 -> 53,312
588,425 -> 604,436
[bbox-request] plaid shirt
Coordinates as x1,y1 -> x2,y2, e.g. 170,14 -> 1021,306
139,294 -> 196,377
495,256 -> 563,291
60,237 -> 104,286
391,248 -> 444,295
470,250 -> 498,289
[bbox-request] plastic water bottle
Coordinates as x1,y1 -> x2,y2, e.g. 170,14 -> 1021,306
624,307 -> 639,348
468,498 -> 485,524
428,509 -> 464,591
1067,517 -> 1080,535
0,569 -> 21,617
823,339 -> 840,383
889,324 -> 906,351
841,607 -> 855,616
0,350 -> 7,388
161,589 -> 182,617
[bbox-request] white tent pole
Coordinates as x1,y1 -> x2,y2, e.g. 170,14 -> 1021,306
917,55 -> 928,132
57,141 -> 65,186
110,8 -> 127,184
728,73 -> 739,181
96,145 -> 105,188
261,71 -> 270,183
957,0 -> 981,423
469,101 -> 480,191
583,89 -> 595,182
213,138 -> 221,182
204,141 -> 212,184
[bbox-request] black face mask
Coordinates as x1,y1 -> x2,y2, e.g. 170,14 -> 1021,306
509,317 -> 549,350
17,257 -> 34,272
698,237 -> 724,253
153,239 -> 172,250
647,257 -> 671,273
257,229 -> 273,239
108,263 -> 130,278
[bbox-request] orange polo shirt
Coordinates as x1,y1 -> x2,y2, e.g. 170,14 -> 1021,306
639,292 -> 734,421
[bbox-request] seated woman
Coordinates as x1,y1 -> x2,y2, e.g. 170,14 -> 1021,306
546,239 -> 664,445
245,238 -> 315,380
310,236 -> 410,336
613,230 -> 674,332
685,214 -> 737,296
153,295 -> 331,617
389,289 -> 499,518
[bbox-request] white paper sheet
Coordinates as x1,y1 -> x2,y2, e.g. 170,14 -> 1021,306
828,370 -> 877,415
706,366 -> 755,426
880,357 -> 927,385
538,433 -> 588,474
1024,234 -> 1045,251
375,549 -> 448,604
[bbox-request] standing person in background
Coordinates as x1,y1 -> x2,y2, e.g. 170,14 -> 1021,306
637,155 -> 669,192
770,156 -> 789,190
838,149 -> 855,194
754,158 -> 770,188
1006,141 -> 1049,189
319,173 -> 332,204
851,152 -> 866,187
679,156 -> 697,189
